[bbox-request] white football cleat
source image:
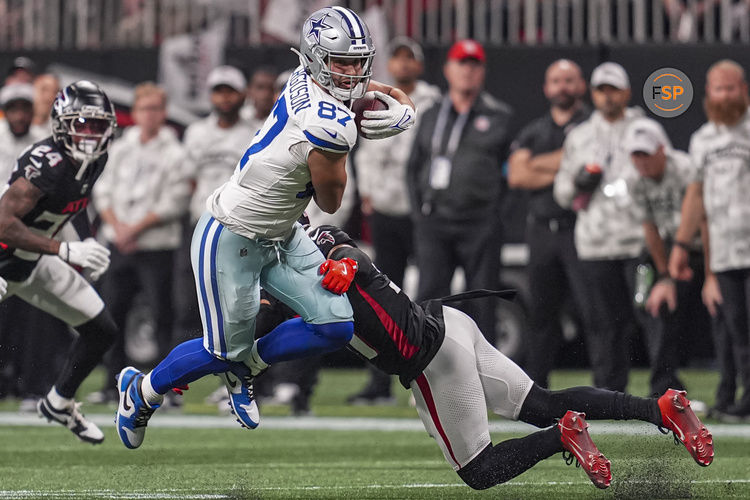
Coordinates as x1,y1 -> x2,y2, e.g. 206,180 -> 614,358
217,370 -> 260,429
37,396 -> 104,444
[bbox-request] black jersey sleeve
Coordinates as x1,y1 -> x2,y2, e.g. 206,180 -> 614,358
329,245 -> 378,283
13,141 -> 66,196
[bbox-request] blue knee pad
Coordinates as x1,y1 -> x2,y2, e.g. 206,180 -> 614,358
257,317 -> 354,364
311,321 -> 354,345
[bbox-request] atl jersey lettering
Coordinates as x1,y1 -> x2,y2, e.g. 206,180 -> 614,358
329,245 -> 445,388
0,137 -> 106,282
207,66 -> 357,241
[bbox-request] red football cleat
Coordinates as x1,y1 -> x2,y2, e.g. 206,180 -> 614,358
658,389 -> 714,466
558,410 -> 612,489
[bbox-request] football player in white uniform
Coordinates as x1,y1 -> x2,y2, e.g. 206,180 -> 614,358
116,6 -> 416,449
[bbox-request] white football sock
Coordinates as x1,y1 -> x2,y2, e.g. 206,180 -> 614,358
141,373 -> 165,406
46,386 -> 73,409
244,341 -> 269,376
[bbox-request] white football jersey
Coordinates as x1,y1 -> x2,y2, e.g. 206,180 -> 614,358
208,66 -> 357,240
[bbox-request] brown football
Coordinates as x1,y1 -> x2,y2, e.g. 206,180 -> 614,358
350,95 -> 388,137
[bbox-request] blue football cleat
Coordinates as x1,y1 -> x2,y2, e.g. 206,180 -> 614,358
217,368 -> 260,429
115,366 -> 159,449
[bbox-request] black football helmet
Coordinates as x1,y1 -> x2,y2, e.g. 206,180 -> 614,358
51,80 -> 116,174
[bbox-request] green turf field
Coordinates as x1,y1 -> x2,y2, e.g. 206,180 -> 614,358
0,368 -> 748,499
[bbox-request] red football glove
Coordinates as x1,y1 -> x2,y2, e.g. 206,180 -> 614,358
319,257 -> 358,294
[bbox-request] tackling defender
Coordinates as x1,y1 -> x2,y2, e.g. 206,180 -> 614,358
116,6 -> 416,449
115,221 -> 714,488
306,224 -> 714,489
0,81 -> 118,444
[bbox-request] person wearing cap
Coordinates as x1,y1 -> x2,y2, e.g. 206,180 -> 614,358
407,39 -> 513,346
91,82 -> 190,403
669,59 -> 750,418
553,62 -> 647,392
0,83 -> 47,183
627,117 -> 715,397
507,59 -> 590,389
5,56 -> 35,86
173,65 -> 259,344
349,37 -> 441,405
184,65 -> 257,226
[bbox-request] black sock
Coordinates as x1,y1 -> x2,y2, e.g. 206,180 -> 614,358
457,427 -> 563,490
519,384 -> 662,428
54,310 -> 117,398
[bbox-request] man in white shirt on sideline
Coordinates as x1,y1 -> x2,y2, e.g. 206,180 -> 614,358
92,82 -> 191,403
174,65 -> 259,344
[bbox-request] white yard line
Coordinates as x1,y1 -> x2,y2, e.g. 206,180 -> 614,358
1,480 -> 750,498
1,412 -> 750,437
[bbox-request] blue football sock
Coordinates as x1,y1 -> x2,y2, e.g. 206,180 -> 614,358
149,338 -> 234,394
257,317 -> 353,364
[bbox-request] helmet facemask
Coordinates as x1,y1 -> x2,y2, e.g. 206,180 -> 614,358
316,50 -> 374,101
53,110 -> 116,177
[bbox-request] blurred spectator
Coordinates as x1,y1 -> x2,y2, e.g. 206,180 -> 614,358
0,83 -> 47,182
183,65 -> 261,410
31,73 -> 60,134
186,66 -> 253,224
350,38 -> 440,404
627,117 -> 713,396
407,39 -> 513,346
174,65 -> 257,343
670,59 -> 750,418
241,65 -> 277,128
91,82 -> 190,403
408,40 -> 512,343
553,62 -> 646,392
507,59 -> 590,388
5,56 -> 35,85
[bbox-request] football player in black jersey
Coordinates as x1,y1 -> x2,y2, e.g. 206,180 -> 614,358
0,80 -> 118,444
306,225 -> 713,490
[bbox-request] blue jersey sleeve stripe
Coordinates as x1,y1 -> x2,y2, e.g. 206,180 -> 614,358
303,130 -> 349,152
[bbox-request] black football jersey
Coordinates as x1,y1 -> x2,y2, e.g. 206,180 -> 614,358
330,246 -> 445,388
0,137 -> 107,281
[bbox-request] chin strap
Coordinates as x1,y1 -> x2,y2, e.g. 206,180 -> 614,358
75,158 -> 92,181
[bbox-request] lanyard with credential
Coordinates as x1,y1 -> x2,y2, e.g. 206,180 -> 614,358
431,96 -> 471,159
428,97 -> 470,191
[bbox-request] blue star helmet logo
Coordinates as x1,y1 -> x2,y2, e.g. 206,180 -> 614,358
307,14 -> 332,44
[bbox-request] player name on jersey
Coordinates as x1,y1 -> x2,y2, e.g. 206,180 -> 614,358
288,68 -> 312,115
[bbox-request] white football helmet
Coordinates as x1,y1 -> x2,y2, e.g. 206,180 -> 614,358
293,6 -> 375,101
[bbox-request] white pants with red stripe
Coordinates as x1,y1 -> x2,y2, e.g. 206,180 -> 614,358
3,255 -> 104,327
410,305 -> 533,470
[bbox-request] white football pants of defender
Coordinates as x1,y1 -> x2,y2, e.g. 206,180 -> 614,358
410,305 -> 534,470
2,254 -> 105,326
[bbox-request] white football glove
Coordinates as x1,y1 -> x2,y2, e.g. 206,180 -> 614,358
360,91 -> 417,140
58,238 -> 111,280
0,276 -> 7,300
